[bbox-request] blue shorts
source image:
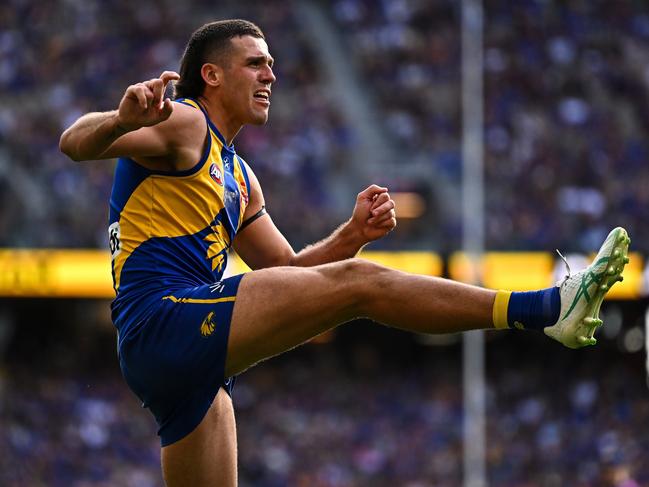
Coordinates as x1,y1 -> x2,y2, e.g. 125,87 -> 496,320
117,274 -> 244,446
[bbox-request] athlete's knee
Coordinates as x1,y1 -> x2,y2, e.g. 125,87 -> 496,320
328,258 -> 391,315
329,257 -> 382,280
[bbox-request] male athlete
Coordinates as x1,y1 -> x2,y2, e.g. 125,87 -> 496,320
60,19 -> 630,487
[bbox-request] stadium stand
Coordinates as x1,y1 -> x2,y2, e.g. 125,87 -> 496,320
1,0 -> 649,485
332,0 -> 649,252
1,0 -> 649,251
0,0 -> 348,250
2,325 -> 648,486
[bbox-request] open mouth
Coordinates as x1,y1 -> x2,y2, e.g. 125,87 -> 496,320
253,89 -> 270,105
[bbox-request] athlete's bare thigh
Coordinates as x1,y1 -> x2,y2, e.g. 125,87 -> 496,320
225,262 -> 364,376
161,387 -> 237,487
225,259 -> 492,376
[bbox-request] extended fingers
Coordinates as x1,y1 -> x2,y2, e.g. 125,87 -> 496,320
159,71 -> 180,107
144,78 -> 166,109
149,72 -> 180,109
160,71 -> 180,85
126,83 -> 154,109
140,71 -> 180,111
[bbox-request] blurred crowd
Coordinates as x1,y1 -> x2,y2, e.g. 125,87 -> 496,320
0,0 -> 348,250
1,0 -> 648,253
333,0 -> 649,252
2,2 -> 649,485
1,338 -> 648,487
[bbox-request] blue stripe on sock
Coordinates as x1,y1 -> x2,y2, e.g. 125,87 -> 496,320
507,287 -> 561,331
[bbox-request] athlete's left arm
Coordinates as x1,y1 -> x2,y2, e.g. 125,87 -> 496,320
233,162 -> 396,269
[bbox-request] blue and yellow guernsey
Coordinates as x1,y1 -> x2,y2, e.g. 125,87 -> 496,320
109,98 -> 250,342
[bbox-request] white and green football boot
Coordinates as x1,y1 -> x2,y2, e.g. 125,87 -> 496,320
544,227 -> 631,348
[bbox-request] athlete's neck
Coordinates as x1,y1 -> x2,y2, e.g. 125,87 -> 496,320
198,97 -> 242,146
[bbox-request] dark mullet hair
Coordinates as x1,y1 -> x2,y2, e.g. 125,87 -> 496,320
174,19 -> 265,99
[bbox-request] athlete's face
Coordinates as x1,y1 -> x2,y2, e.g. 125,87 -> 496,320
220,36 -> 276,126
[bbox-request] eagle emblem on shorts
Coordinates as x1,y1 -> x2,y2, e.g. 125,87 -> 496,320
200,311 -> 217,337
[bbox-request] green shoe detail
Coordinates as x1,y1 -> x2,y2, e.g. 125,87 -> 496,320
560,259 -> 608,321
544,227 -> 631,349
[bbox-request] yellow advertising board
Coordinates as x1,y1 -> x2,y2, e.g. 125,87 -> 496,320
449,252 -> 555,290
0,249 -> 645,299
0,249 -> 113,298
448,251 -> 645,299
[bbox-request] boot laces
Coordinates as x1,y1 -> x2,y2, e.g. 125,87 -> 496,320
556,249 -> 572,287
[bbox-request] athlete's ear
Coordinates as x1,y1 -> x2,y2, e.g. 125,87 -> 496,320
201,63 -> 222,88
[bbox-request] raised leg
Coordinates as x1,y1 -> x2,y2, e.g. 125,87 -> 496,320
158,229 -> 631,486
160,258 -> 493,487
225,258 -> 495,376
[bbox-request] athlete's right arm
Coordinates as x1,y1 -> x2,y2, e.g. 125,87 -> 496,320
59,71 -> 185,162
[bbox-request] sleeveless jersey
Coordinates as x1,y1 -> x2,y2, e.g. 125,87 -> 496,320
108,98 -> 250,340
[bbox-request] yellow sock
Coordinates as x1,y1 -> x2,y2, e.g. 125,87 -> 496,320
492,290 -> 512,329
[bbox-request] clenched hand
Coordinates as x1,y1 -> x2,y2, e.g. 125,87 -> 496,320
349,185 -> 397,243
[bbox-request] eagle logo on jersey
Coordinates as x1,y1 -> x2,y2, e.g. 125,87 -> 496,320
204,219 -> 231,272
209,163 -> 223,186
200,311 -> 217,337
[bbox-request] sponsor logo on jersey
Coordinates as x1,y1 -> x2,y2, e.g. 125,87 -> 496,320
209,164 -> 223,186
200,311 -> 217,337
